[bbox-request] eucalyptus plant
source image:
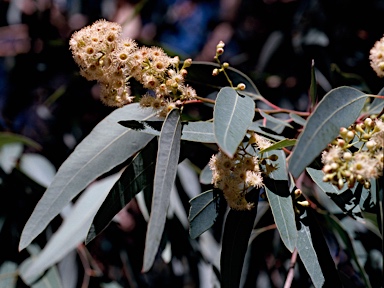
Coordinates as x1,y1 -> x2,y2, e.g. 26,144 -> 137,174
16,20 -> 383,287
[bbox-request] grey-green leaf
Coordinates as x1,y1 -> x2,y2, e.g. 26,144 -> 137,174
214,87 -> 255,157
20,174 -> 120,284
189,190 -> 219,239
19,104 -> 156,251
199,163 -> 213,185
289,86 -> 368,179
259,110 -> 293,130
289,113 -> 307,126
142,109 -> 182,272
296,221 -> 325,287
365,87 -> 384,115
86,139 -> 158,244
264,150 -> 297,252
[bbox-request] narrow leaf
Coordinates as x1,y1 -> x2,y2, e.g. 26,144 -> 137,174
365,87 -> 384,115
264,150 -> 297,252
220,193 -> 258,288
0,132 -> 41,150
86,139 -> 158,244
297,210 -> 342,288
19,104 -> 156,251
289,86 -> 368,179
324,214 -> 371,288
297,218 -> 325,287
259,139 -> 296,153
289,112 -> 307,126
214,87 -> 255,157
309,59 -> 318,108
142,109 -> 182,272
248,121 -> 285,141
259,110 -> 293,129
189,190 -> 219,239
20,174 -> 120,284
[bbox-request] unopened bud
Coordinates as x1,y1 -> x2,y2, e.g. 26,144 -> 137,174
346,131 -> 355,141
364,117 -> 373,128
180,69 -> 188,77
297,200 -> 310,207
222,62 -> 229,68
366,140 -> 376,150
338,178 -> 344,189
364,181 -> 371,189
340,127 -> 348,137
217,41 -> 225,49
183,58 -> 192,68
294,189 -> 302,198
212,68 -> 219,76
216,47 -> 224,55
343,152 -> 352,161
237,83 -> 246,90
337,139 -> 346,147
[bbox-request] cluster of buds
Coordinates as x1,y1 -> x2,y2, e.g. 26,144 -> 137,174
369,35 -> 384,77
321,116 -> 384,189
69,19 -> 196,111
209,132 -> 278,210
212,41 -> 246,91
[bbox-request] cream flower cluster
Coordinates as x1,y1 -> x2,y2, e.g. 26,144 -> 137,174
370,35 -> 384,77
209,132 -> 276,210
69,19 -> 196,109
322,117 -> 384,189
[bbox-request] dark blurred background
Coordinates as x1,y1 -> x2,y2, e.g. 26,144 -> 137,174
0,0 -> 383,287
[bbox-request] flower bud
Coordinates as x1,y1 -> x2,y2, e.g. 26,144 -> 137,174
364,181 -> 371,189
343,152 -> 352,161
297,200 -> 310,207
237,83 -> 246,90
212,68 -> 219,76
340,127 -> 348,137
364,117 -> 373,128
216,48 -> 224,55
346,131 -> 355,141
222,62 -> 229,68
183,58 -> 192,68
217,41 -> 225,49
366,140 -> 376,151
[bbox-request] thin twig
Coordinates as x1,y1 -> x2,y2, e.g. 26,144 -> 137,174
284,248 -> 298,288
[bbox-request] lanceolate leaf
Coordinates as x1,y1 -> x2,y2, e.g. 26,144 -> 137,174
20,174 -> 120,285
19,104 -> 156,251
220,194 -> 258,288
259,139 -> 296,153
289,86 -> 368,179
214,87 -> 255,157
86,139 -> 158,244
259,110 -> 293,130
142,109 -> 182,272
0,132 -> 41,150
189,190 -> 219,239
264,150 -> 297,252
296,215 -> 325,287
365,87 -> 384,115
297,210 -> 342,288
289,113 -> 307,126
199,163 -> 213,185
325,214 -> 372,288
